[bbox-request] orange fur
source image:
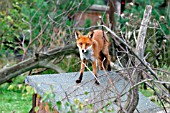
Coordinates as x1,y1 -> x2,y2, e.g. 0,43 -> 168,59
75,30 -> 111,85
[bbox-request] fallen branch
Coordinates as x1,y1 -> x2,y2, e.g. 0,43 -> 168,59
0,43 -> 78,84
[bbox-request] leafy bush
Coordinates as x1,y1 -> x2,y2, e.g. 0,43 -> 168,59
0,0 -> 94,62
118,0 -> 170,66
0,75 -> 33,112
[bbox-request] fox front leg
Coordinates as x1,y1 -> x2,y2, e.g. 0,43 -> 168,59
76,60 -> 86,83
92,60 -> 100,85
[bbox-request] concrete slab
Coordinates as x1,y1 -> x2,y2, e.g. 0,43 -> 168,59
25,71 -> 162,112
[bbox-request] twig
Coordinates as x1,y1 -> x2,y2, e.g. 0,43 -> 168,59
101,58 -> 124,112
82,62 -> 100,84
100,24 -> 170,92
146,83 -> 168,113
22,22 -> 49,60
152,68 -> 170,75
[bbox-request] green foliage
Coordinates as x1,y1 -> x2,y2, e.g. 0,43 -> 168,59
36,91 -> 115,113
140,88 -> 154,97
0,0 -> 94,60
84,19 -> 92,28
157,64 -> 170,81
0,75 -> 33,112
0,0 -> 28,40
56,101 -> 62,111
41,68 -> 58,74
140,86 -> 169,108
58,55 -> 80,72
119,0 -> 170,66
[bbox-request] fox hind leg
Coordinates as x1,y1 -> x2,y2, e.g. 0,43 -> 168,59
105,53 -> 111,71
98,53 -> 104,70
101,50 -> 111,71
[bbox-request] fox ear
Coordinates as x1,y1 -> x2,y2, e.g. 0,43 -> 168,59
88,31 -> 94,39
75,31 -> 81,39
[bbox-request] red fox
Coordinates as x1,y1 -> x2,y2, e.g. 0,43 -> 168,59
75,30 -> 111,85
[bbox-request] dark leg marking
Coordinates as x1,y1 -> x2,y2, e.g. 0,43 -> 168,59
76,73 -> 83,83
95,80 -> 100,85
107,64 -> 111,71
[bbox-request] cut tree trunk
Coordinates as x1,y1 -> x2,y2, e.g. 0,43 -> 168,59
124,5 -> 152,112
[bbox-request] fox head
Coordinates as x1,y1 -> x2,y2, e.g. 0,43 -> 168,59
75,31 -> 94,53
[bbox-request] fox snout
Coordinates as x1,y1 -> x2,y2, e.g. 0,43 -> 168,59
82,49 -> 87,53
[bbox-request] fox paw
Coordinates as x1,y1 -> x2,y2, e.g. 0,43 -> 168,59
107,64 -> 111,71
76,79 -> 82,83
95,80 -> 100,85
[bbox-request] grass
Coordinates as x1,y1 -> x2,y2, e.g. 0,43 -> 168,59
139,83 -> 155,97
0,55 -> 80,113
140,88 -> 154,97
0,76 -> 33,113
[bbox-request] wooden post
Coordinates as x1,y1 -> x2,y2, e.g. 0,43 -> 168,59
29,94 -> 37,113
29,93 -> 58,113
108,0 -> 117,62
108,0 -> 116,30
136,5 -> 152,61
124,5 -> 152,112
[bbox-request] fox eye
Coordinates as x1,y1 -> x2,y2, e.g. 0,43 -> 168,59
79,43 -> 82,45
86,43 -> 90,46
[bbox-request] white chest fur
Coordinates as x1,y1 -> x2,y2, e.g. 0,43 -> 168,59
78,45 -> 95,62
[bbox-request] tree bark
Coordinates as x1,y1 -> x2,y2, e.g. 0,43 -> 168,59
124,5 -> 152,112
89,4 -> 109,11
108,0 -> 116,30
0,43 -> 77,85
108,0 -> 117,62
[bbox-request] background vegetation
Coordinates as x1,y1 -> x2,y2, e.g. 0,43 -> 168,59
0,0 -> 169,112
